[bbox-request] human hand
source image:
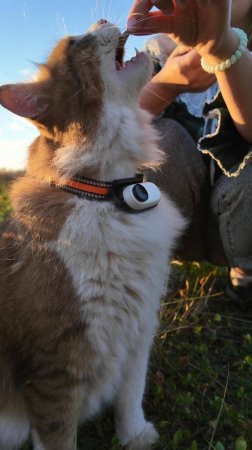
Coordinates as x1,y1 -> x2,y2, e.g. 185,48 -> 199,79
138,45 -> 215,114
159,46 -> 216,95
127,0 -> 236,60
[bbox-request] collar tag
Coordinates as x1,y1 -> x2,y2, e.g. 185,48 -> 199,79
122,182 -> 161,211
111,176 -> 161,212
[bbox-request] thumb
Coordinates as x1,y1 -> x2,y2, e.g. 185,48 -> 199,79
183,49 -> 202,66
169,46 -> 201,67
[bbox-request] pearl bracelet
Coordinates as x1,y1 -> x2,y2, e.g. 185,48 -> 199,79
201,28 -> 248,73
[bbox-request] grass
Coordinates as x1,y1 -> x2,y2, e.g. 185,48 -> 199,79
1,171 -> 251,450
0,170 -> 14,221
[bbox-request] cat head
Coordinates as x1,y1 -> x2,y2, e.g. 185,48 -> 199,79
0,20 -> 152,145
0,20 -> 155,180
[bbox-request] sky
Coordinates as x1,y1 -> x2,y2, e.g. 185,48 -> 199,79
0,0 -> 148,170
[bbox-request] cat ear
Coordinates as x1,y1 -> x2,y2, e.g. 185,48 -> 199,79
0,83 -> 48,119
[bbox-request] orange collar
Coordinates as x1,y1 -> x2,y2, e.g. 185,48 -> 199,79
56,177 -> 113,200
52,174 -> 143,203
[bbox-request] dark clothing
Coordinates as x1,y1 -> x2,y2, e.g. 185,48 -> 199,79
148,117 -> 252,269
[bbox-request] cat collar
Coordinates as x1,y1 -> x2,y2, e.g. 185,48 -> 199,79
52,174 -> 161,212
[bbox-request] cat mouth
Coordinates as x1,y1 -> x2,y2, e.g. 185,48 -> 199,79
115,32 -> 144,72
115,32 -> 128,70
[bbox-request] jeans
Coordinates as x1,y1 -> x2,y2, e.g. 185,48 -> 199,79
148,118 -> 252,270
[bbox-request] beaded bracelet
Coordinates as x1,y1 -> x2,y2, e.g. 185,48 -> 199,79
201,28 -> 248,73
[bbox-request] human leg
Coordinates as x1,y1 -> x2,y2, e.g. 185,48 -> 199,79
148,118 -> 221,261
210,163 -> 252,299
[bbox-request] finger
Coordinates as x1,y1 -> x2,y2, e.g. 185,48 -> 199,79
152,0 -> 188,12
183,49 -> 202,65
128,0 -> 153,19
151,0 -> 174,14
127,10 -> 175,35
171,45 -> 194,56
196,0 -> 211,5
127,0 -> 155,35
167,47 -> 201,69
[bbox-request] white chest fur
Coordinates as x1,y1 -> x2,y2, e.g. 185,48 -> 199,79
47,195 -> 185,421
49,196 -> 183,348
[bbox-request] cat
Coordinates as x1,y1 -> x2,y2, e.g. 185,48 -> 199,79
0,19 -> 185,450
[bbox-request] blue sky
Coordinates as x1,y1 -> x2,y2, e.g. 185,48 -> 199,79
0,0 -> 148,170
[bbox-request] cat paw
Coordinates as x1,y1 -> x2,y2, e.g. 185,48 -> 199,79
125,422 -> 159,450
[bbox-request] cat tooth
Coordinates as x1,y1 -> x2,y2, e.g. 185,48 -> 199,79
115,61 -> 121,70
119,31 -> 129,48
135,48 -> 140,56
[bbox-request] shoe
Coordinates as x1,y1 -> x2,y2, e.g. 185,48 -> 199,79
225,279 -> 252,302
225,282 -> 252,319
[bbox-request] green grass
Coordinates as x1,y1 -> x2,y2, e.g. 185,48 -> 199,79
76,263 -> 252,450
0,172 -> 13,221
1,172 -> 251,450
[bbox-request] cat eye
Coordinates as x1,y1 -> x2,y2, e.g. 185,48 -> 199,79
68,39 -> 76,48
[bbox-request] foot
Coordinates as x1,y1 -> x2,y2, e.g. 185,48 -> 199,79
225,280 -> 252,302
225,267 -> 252,305
124,422 -> 159,450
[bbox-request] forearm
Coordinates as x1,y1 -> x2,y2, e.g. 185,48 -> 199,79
128,1 -> 252,140
139,73 -> 179,115
200,29 -> 252,143
215,50 -> 252,143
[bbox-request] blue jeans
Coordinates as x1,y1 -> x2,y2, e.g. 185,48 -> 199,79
149,118 -> 252,270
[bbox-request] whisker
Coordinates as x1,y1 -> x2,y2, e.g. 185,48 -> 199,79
107,0 -> 113,22
102,0 -> 105,20
143,86 -> 173,104
94,0 -> 100,21
126,9 -> 197,28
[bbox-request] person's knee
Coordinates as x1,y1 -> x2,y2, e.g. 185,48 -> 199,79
154,118 -> 195,151
150,118 -> 208,213
212,164 -> 252,209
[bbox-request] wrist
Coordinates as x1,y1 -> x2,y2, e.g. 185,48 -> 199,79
198,28 -> 239,65
200,28 -> 248,73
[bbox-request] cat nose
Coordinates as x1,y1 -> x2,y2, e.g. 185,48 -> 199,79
98,19 -> 108,25
88,19 -> 110,33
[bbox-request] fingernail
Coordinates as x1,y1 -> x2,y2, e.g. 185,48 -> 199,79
127,17 -> 137,32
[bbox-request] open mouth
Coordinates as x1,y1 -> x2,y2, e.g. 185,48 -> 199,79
115,32 -> 142,71
115,31 -> 129,70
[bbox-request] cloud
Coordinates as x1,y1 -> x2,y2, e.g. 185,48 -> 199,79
7,117 -> 36,135
0,137 -> 34,170
15,116 -> 35,129
9,122 -> 25,133
20,68 -> 36,80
